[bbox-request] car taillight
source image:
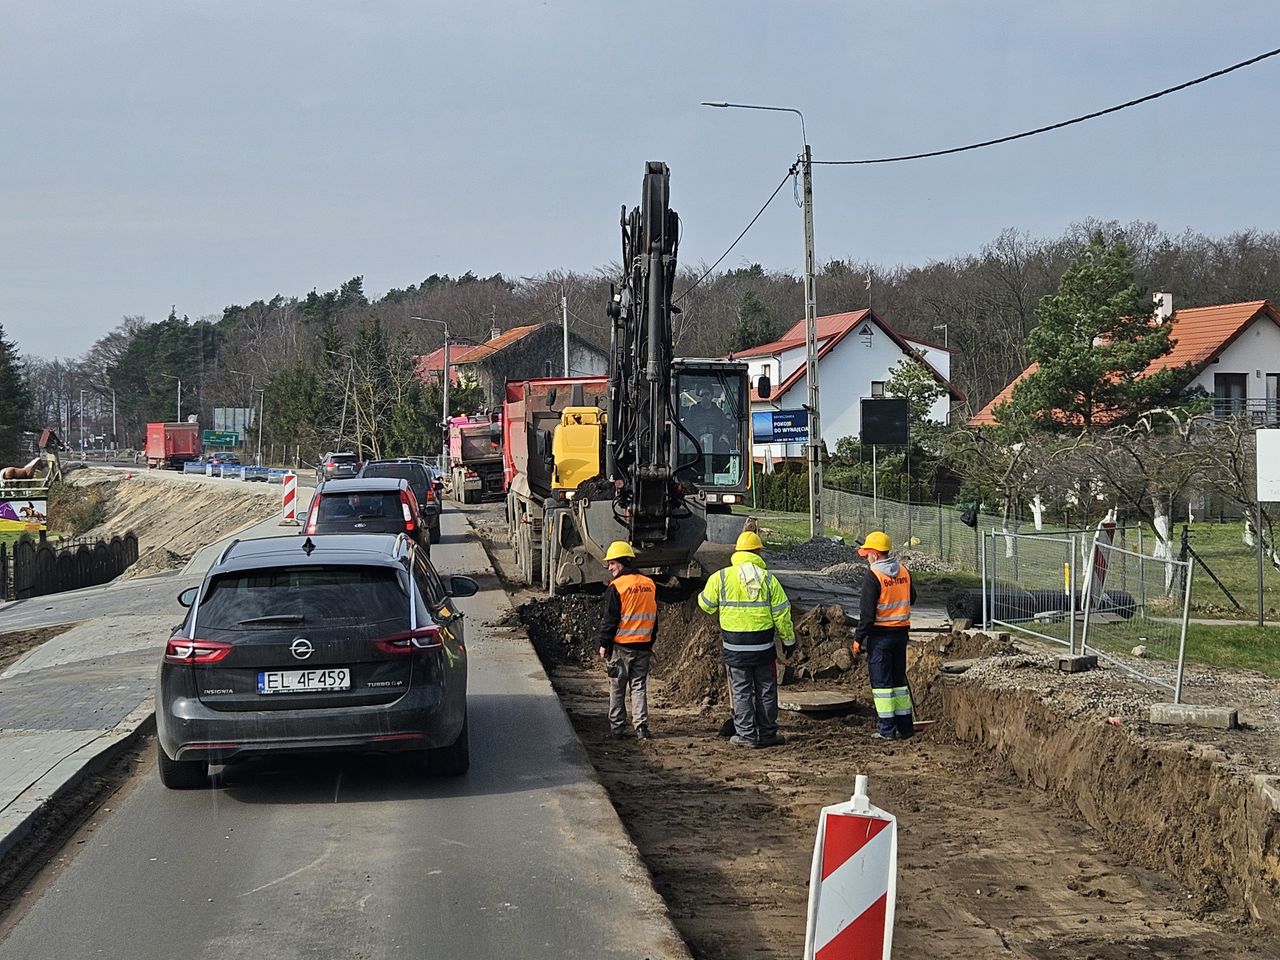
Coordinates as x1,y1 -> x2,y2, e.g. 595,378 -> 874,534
304,501 -> 318,535
400,491 -> 415,531
326,461 -> 334,468
375,626 -> 442,654
425,485 -> 435,502
164,637 -> 233,664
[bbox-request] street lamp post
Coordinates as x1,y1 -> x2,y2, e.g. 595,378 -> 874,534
255,388 -> 266,466
702,100 -> 823,537
411,317 -> 452,473
79,389 -> 86,452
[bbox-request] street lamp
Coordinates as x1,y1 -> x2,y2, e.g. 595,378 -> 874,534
158,374 -> 183,421
79,388 -> 86,452
254,388 -> 266,466
702,99 -> 823,537
411,317 -> 452,473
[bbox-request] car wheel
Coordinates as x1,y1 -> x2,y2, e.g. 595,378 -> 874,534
157,741 -> 208,789
429,522 -> 441,544
430,710 -> 470,776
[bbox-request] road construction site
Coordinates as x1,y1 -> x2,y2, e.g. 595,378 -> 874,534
1,472 -> 1278,959
469,501 -> 1280,959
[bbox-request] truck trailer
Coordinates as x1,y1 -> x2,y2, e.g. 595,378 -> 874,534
448,413 -> 504,504
146,422 -> 202,469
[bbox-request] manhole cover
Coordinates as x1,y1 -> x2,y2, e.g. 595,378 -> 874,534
778,690 -> 859,715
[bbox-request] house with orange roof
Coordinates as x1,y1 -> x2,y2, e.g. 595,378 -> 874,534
417,321 -> 607,407
732,309 -> 964,460
967,295 -> 1280,428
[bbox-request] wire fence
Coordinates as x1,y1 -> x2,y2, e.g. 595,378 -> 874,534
982,531 -> 1080,650
1081,541 -> 1193,702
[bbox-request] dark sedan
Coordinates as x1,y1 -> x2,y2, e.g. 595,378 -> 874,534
155,533 -> 476,788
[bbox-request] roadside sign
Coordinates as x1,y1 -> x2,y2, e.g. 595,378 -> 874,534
202,430 -> 240,446
1257,429 -> 1280,501
752,409 -> 809,443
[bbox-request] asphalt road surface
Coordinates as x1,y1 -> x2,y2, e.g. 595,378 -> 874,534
0,504 -> 686,960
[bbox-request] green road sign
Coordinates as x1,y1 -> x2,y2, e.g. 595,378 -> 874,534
202,430 -> 240,446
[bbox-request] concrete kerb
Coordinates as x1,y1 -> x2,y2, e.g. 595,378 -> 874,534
0,699 -> 155,865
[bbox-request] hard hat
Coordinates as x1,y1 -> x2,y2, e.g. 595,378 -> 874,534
604,541 -> 637,562
859,530 -> 892,553
735,530 -> 765,552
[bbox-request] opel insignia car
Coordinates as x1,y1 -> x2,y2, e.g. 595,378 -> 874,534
155,533 -> 477,788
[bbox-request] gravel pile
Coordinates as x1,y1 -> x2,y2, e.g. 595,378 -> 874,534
782,537 -> 861,569
897,550 -> 959,574
820,561 -> 866,584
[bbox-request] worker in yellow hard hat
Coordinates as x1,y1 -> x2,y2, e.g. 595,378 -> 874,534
697,528 -> 795,748
598,541 -> 658,740
854,531 -> 916,740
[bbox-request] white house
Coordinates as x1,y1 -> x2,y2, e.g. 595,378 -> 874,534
969,296 -> 1280,427
732,309 -> 963,461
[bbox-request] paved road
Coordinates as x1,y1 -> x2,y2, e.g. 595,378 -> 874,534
0,502 -> 688,959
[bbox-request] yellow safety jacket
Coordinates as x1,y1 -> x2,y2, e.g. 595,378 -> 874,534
698,551 -> 795,665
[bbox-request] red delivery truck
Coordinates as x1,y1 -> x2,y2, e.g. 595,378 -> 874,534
146,422 -> 202,469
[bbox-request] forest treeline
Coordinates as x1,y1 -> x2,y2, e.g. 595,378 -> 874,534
16,218 -> 1280,464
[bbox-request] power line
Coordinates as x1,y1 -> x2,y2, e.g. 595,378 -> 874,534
674,170 -> 793,304
815,45 -> 1280,166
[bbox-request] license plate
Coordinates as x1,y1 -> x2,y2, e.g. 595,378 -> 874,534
258,668 -> 352,694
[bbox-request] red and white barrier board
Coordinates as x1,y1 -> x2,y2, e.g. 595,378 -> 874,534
803,774 -> 898,960
280,471 -> 299,525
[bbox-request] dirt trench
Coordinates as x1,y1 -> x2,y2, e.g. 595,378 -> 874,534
498,569 -> 1280,957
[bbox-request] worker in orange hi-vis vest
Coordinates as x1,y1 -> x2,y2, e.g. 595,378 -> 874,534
597,541 -> 659,741
853,531 -> 917,741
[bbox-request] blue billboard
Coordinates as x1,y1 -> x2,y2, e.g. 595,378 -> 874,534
752,409 -> 810,443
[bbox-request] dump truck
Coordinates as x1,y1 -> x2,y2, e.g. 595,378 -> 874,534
448,413 -> 504,503
145,422 -> 202,469
503,162 -> 765,593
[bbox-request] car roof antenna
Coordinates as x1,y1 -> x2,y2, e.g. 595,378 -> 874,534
302,537 -> 317,556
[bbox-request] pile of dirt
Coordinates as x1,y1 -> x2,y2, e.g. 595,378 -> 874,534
776,536 -> 859,568
62,469 -> 284,578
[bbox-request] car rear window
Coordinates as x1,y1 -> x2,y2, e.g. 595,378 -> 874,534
197,566 -> 406,628
362,463 -> 427,486
316,492 -> 404,521
328,454 -> 358,464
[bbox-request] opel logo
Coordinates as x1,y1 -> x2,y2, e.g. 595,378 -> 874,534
290,637 -> 314,660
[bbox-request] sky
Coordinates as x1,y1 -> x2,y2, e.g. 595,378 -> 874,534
3,1 -> 1279,358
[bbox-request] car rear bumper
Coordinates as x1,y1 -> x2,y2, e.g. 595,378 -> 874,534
157,685 -> 463,761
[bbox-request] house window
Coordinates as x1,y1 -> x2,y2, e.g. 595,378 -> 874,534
1267,373 -> 1279,426
1213,373 -> 1247,418
870,381 -> 886,398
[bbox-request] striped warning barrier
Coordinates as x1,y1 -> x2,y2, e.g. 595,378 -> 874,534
279,471 -> 299,526
802,774 -> 898,960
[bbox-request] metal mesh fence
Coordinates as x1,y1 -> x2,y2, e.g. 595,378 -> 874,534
1081,542 -> 1192,702
820,487 -> 1134,575
982,532 -> 1080,649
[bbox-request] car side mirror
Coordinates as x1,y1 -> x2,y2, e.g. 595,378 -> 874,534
298,510 -> 309,524
177,586 -> 198,608
756,374 -> 772,399
449,575 -> 480,598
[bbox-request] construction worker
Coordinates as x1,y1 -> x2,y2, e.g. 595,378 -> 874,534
853,531 -> 916,740
698,530 -> 795,748
598,540 -> 658,740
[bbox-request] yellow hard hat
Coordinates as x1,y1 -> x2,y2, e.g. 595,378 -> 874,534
859,531 -> 892,553
604,541 -> 637,562
735,530 -> 765,552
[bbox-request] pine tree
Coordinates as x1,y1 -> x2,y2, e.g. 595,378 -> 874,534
999,232 -> 1184,432
0,322 -> 33,463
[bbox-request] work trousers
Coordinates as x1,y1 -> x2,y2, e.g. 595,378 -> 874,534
866,628 -> 914,739
727,661 -> 779,743
608,646 -> 652,732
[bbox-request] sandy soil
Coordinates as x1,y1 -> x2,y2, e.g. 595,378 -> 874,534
0,625 -> 75,674
65,469 -> 286,576
469,503 -> 1280,960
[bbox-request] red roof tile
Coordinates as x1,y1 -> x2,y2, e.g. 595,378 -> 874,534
967,300 -> 1279,427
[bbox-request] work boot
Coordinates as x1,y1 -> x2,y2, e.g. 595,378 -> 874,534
609,726 -> 628,740
635,724 -> 653,740
729,735 -> 759,748
870,730 -> 897,741
758,733 -> 786,748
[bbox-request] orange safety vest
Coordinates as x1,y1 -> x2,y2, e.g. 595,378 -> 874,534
611,572 -> 658,644
871,565 -> 912,629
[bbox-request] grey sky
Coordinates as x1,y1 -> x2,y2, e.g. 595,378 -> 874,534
3,2 -> 1278,357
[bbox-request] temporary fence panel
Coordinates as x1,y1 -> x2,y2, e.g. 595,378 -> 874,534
982,531 -> 1080,650
1081,541 -> 1193,702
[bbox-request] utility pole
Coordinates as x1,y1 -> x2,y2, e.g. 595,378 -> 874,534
801,141 -> 823,538
562,294 -> 569,376
411,317 -> 451,473
256,389 -> 265,466
79,389 -> 85,451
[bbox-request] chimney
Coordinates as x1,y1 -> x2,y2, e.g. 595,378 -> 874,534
1152,291 -> 1173,323
489,323 -> 501,341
